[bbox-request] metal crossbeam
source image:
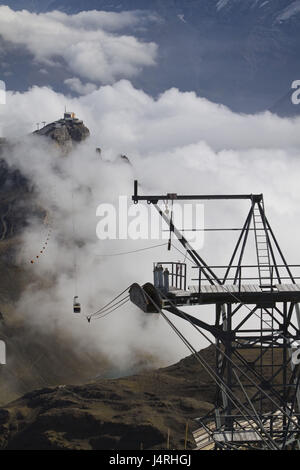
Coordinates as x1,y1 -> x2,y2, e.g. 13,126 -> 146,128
130,181 -> 300,450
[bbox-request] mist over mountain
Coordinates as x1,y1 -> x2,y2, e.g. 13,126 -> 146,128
0,1 -> 300,451
1,0 -> 300,115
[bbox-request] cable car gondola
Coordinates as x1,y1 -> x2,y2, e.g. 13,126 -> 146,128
73,296 -> 81,314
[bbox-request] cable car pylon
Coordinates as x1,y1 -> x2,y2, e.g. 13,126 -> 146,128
129,180 -> 300,450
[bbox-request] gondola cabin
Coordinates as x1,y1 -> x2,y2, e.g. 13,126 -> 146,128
73,296 -> 81,314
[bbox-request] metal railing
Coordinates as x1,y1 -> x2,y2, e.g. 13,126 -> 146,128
191,264 -> 300,292
153,262 -> 187,291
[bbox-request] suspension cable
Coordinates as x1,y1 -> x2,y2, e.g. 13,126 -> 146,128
160,292 -> 300,439
87,285 -> 131,320
96,242 -> 168,257
91,295 -> 130,319
91,297 -> 130,322
142,289 -> 277,449
159,309 -> 276,449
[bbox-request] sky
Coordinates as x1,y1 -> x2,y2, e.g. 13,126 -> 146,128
1,5 -> 300,376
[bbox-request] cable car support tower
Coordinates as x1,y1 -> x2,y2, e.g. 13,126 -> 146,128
129,180 -> 300,450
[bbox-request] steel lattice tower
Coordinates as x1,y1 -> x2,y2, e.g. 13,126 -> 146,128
129,181 -> 300,450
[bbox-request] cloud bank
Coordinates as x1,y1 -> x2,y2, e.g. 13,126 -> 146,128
0,6 -> 158,84
1,79 -> 300,377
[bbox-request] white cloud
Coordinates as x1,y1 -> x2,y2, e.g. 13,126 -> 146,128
2,81 -> 300,374
64,77 -> 97,95
276,0 -> 300,22
0,6 -> 158,84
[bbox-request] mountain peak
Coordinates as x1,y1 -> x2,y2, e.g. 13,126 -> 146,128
33,112 -> 90,153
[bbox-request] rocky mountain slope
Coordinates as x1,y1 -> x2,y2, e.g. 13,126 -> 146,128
33,114 -> 90,153
0,113 -> 90,241
0,156 -> 31,247
0,351 -> 214,450
0,112 -> 89,249
0,112 -> 89,244
0,115 -> 110,407
0,345 -> 285,450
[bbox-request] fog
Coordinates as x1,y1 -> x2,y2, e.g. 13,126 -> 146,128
1,78 -> 300,377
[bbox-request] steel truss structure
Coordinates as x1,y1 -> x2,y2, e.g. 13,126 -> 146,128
130,181 -> 300,450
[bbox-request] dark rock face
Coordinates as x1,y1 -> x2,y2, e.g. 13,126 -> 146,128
0,348 -> 216,450
0,152 -> 32,246
0,114 -> 89,241
33,115 -> 90,152
0,117 -> 114,409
